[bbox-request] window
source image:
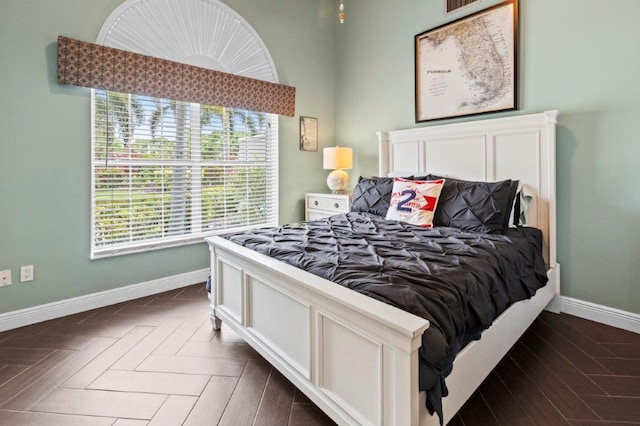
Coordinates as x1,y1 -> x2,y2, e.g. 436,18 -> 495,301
86,0 -> 287,258
91,90 -> 278,258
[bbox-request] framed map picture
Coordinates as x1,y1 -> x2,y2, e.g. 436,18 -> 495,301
415,0 -> 518,122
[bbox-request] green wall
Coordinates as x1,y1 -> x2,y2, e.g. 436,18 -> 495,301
2,0 -> 639,318
335,0 -> 640,314
0,0 -> 335,313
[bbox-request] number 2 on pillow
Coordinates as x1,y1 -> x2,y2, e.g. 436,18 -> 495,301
397,189 -> 417,212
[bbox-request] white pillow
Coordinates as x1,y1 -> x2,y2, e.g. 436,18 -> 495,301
509,183 -> 536,227
385,177 -> 445,228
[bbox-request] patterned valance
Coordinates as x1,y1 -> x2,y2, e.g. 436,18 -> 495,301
56,36 -> 296,117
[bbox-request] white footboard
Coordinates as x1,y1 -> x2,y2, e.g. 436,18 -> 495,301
207,235 -> 560,425
207,236 -> 430,426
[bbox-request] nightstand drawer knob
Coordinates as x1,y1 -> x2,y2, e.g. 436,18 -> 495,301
334,203 -> 339,208
314,200 -> 319,206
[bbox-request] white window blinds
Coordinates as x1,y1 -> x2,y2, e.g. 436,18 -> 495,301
91,90 -> 278,258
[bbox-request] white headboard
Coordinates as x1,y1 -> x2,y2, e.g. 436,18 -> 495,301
377,110 -> 558,267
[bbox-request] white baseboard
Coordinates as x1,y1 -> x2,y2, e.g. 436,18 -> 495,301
560,296 -> 640,334
2,274 -> 637,336
0,269 -> 210,332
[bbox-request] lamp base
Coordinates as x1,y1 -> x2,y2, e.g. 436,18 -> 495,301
327,169 -> 350,193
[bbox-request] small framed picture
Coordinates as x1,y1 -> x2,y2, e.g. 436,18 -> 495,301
300,116 -> 318,151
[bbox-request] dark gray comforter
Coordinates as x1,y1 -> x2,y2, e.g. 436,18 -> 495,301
224,212 -> 548,420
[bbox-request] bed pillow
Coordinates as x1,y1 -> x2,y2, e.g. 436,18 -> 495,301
510,183 -> 536,227
505,179 -> 520,228
426,174 -> 514,233
350,176 -> 395,217
385,177 -> 445,228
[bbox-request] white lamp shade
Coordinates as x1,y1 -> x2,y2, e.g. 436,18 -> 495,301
323,146 -> 353,170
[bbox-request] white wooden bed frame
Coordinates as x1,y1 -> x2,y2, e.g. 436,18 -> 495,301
205,110 -> 560,425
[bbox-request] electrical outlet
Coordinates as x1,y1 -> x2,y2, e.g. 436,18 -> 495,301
0,270 -> 11,287
20,265 -> 34,282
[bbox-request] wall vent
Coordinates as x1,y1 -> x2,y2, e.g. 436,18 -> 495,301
445,0 -> 479,14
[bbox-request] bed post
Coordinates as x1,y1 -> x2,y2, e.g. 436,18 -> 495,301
543,110 -> 558,270
543,110 -> 561,313
377,131 -> 390,177
208,245 -> 222,330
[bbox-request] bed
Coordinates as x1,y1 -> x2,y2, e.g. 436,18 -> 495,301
205,110 -> 560,425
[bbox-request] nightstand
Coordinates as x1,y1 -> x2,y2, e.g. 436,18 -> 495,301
305,192 -> 351,221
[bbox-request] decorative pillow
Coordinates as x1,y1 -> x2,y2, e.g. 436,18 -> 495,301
385,177 -> 445,228
426,174 -> 514,233
350,176 -> 395,217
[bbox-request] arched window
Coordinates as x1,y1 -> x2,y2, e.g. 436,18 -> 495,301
91,0 -> 279,258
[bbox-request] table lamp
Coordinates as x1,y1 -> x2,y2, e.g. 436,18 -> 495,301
323,146 -> 353,194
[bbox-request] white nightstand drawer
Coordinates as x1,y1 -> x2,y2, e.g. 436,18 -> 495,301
307,194 -> 349,212
305,193 -> 352,221
306,210 -> 333,221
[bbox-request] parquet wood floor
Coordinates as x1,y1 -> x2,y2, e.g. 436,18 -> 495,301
0,283 -> 638,425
